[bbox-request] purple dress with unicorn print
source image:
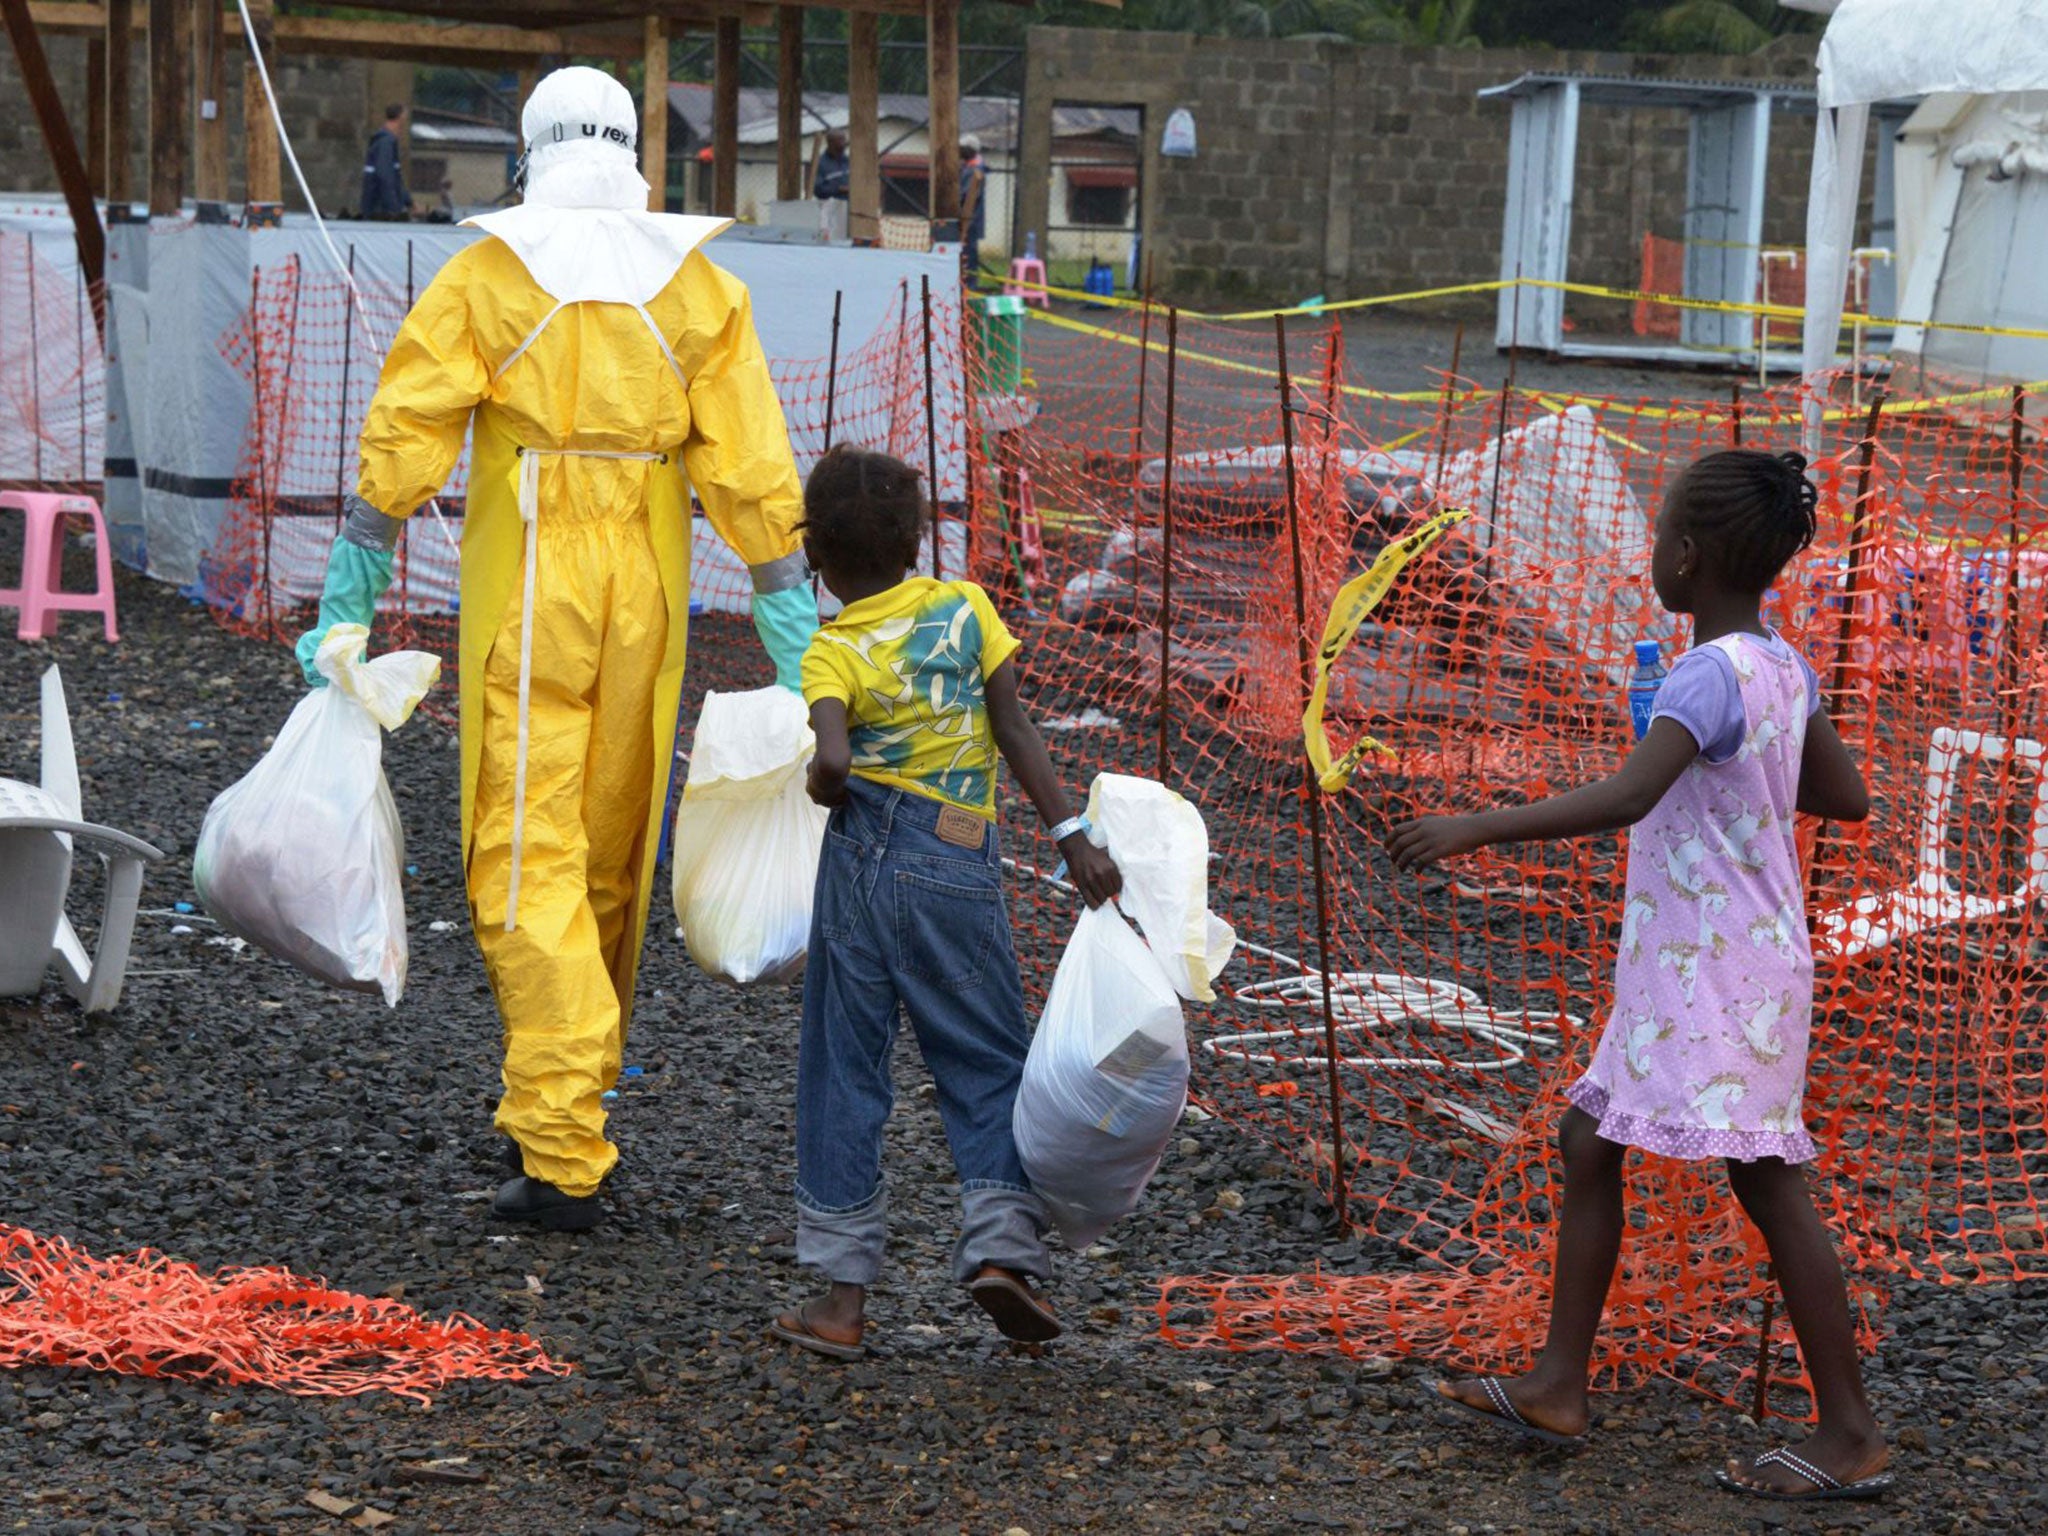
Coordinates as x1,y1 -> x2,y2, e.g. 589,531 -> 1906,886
1568,631 -> 1822,1163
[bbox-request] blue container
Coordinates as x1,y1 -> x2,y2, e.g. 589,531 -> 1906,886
1627,639 -> 1666,741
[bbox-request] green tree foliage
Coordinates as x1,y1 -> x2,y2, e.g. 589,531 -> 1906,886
1625,0 -> 1824,53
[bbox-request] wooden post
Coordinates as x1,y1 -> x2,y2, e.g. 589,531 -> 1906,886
0,0 -> 107,309
775,5 -> 802,203
642,15 -> 669,212
847,9 -> 879,244
242,0 -> 278,207
105,0 -> 133,204
712,16 -> 739,217
193,0 -> 226,202
86,36 -> 106,199
926,0 -> 959,225
147,0 -> 188,215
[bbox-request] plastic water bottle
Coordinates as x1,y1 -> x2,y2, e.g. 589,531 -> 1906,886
1627,639 -> 1666,741
1024,230 -> 1038,261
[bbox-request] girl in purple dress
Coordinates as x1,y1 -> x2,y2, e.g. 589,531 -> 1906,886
1389,450 -> 1888,1503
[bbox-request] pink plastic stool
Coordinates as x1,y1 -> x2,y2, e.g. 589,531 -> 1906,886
1004,256 -> 1051,310
0,492 -> 120,642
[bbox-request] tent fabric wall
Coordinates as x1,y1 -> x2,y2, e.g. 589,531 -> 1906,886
1802,0 -> 2048,438
89,217 -> 962,597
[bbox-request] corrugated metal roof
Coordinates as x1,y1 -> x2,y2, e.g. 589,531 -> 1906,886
1479,71 -> 1819,108
411,114 -> 519,150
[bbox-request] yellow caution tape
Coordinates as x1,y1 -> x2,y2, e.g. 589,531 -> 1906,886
1001,270 -> 2048,345
1304,506 -> 1472,792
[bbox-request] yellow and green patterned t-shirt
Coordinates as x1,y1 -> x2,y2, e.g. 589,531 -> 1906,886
800,577 -> 1021,819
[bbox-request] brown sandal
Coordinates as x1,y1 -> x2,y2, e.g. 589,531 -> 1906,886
768,1303 -> 867,1362
968,1267 -> 1062,1343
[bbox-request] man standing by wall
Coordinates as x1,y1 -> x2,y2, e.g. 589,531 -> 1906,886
959,134 -> 987,288
813,128 -> 851,242
361,103 -> 412,220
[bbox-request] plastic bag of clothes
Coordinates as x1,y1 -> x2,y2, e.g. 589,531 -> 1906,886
671,686 -> 828,986
1014,776 -> 1236,1247
194,625 -> 438,1007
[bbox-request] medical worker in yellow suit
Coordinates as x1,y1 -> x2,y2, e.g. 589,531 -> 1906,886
295,66 -> 817,1231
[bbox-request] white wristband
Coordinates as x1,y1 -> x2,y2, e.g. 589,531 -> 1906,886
1048,815 -> 1087,844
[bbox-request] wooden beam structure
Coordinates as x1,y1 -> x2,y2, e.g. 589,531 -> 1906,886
925,0 -> 958,224
104,0 -> 131,202
147,0 -> 186,215
774,4 -> 801,203
242,0 -> 278,206
712,15 -> 739,217
847,7 -> 877,243
642,14 -> 668,211
29,3 -> 642,64
85,33 -> 104,197
193,0 -> 227,202
0,0 -> 106,315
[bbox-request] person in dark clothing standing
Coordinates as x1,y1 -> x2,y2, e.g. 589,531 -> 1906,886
361,104 -> 412,221
813,128 -> 851,242
959,135 -> 987,289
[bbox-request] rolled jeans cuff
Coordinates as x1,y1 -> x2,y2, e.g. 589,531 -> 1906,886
796,1182 -> 888,1286
953,1182 -> 1051,1286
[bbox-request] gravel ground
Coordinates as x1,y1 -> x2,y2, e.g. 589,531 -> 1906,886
4,571 -> 2048,1535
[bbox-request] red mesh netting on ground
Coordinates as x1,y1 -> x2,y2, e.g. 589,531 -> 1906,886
0,1225 -> 569,1402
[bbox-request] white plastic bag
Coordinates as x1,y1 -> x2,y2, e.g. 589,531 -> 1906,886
193,625 -> 438,1007
1014,904 -> 1190,1249
1014,775 -> 1236,1247
670,686 -> 828,986
1084,774 -> 1237,1002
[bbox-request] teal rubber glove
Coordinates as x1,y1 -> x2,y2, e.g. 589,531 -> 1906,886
295,535 -> 396,686
752,583 -> 819,693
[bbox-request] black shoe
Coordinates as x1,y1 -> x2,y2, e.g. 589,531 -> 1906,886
491,1175 -> 604,1232
502,1137 -> 525,1177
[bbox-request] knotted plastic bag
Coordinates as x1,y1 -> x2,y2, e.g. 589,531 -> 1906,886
194,626 -> 438,1007
1014,777 -> 1236,1247
670,686 -> 828,986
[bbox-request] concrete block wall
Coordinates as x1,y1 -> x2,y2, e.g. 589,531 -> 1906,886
1023,28 -> 1843,311
0,36 -> 376,216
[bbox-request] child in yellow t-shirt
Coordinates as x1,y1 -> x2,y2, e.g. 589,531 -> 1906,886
769,445 -> 1121,1362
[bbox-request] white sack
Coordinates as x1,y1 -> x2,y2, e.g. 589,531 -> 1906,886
1015,775 -> 1234,1246
671,686 -> 828,986
193,626 -> 438,1006
1013,903 -> 1190,1250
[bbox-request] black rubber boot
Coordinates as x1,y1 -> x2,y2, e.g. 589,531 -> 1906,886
491,1175 -> 604,1233
502,1137 -> 525,1177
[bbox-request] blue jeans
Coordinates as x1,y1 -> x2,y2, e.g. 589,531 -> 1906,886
795,778 -> 1050,1285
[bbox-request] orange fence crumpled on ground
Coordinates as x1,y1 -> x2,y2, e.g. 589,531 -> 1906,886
0,1224 -> 569,1402
190,276 -> 2048,1416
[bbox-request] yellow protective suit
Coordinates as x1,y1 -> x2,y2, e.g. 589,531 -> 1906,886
355,235 -> 804,1196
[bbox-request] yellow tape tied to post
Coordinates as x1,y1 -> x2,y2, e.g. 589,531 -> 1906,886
1303,506 -> 1472,792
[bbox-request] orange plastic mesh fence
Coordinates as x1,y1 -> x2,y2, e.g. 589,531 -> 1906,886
201,272 -> 2048,1416
0,227 -> 102,488
0,1225 -> 569,1403
1634,235 -> 1685,340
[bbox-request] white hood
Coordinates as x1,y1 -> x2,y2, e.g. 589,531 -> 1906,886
463,66 -> 730,305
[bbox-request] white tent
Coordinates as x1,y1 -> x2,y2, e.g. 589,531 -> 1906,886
1890,90 -> 2048,382
1801,0 -> 2048,436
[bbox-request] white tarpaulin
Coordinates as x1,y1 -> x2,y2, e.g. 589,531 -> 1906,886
1,204 -> 965,603
1802,0 -> 2048,437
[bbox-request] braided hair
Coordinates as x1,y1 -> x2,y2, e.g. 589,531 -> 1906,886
1671,449 -> 1819,593
800,444 -> 927,582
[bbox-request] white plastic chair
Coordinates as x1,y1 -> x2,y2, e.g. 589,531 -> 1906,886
1815,726 -> 2048,960
0,666 -> 162,1013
